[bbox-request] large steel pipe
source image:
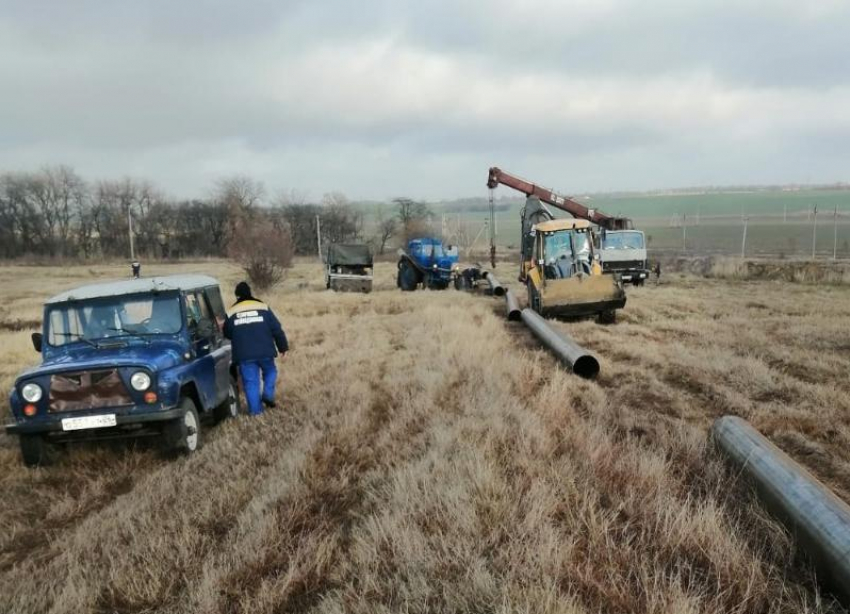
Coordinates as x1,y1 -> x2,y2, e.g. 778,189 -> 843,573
520,308 -> 599,379
713,416 -> 850,605
505,290 -> 521,321
486,274 -> 506,297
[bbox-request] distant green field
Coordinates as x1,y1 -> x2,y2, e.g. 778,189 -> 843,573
427,189 -> 850,257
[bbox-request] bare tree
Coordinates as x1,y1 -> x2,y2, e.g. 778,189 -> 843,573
214,175 -> 265,246
394,197 -> 430,242
277,190 -> 322,255
374,204 -> 398,255
41,166 -> 86,255
228,218 -> 294,291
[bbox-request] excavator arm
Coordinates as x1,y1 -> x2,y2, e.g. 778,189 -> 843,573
487,167 -> 632,230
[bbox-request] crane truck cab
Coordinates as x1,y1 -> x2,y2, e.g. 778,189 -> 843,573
599,230 -> 650,286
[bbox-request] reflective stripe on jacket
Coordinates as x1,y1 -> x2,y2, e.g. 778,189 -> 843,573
223,299 -> 289,363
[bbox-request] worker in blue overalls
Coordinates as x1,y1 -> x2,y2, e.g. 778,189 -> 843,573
223,282 -> 289,416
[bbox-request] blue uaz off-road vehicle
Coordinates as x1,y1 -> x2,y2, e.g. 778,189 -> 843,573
5,275 -> 240,466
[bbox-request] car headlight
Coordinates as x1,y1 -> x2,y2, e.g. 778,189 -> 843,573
130,371 -> 152,391
21,383 -> 43,403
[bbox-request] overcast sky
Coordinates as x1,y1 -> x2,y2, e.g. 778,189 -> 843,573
1,0 -> 848,201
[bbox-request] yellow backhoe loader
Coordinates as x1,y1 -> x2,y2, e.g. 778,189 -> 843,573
521,197 -> 626,322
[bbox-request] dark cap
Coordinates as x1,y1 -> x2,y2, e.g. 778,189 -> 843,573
235,281 -> 252,299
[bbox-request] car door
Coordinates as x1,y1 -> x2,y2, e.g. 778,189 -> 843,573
184,290 -> 220,410
203,286 -> 232,401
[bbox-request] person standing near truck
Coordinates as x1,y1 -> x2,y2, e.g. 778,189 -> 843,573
223,282 -> 289,416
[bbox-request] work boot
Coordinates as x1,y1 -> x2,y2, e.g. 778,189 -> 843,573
261,397 -> 277,409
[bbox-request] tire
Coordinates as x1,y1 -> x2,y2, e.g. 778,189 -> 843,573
213,379 -> 241,423
20,434 -> 51,467
598,310 -> 617,325
399,260 -> 419,291
164,397 -> 202,455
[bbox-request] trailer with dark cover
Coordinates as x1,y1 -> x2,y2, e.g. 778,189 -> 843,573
326,243 -> 373,293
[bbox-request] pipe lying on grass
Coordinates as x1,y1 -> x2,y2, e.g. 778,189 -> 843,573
505,290 -> 521,321
713,415 -> 850,606
520,308 -> 599,379
486,273 -> 506,297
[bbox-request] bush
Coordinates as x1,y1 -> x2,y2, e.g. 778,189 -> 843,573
228,221 -> 294,291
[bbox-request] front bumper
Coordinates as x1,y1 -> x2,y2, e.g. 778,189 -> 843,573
5,405 -> 186,436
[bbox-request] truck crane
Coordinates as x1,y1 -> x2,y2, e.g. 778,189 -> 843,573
487,167 -> 650,286
487,167 -> 633,230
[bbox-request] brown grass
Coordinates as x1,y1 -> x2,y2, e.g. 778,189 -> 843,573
0,260 -> 847,613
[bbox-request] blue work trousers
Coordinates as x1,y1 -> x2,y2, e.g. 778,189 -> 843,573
238,358 -> 277,416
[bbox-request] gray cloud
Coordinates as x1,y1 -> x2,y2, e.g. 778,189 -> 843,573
0,0 -> 848,200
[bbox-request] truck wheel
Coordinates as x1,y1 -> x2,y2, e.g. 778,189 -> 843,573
164,397 -> 202,454
399,260 -> 419,291
20,434 -> 51,467
213,379 -> 241,423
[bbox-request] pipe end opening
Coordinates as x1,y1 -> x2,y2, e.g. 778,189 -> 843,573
573,355 -> 600,380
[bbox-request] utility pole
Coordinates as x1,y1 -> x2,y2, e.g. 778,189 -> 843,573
811,205 -> 818,260
741,215 -> 749,259
834,205 -> 839,261
316,215 -> 322,261
128,207 -> 135,260
489,188 -> 496,268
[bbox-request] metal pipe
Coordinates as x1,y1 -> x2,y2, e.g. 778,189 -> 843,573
505,291 -> 521,321
520,309 -> 599,379
487,274 -> 506,297
712,416 -> 850,606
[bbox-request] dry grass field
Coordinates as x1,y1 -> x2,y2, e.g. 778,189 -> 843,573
0,259 -> 848,613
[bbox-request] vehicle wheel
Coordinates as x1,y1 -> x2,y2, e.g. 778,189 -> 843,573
213,379 -> 241,423
598,310 -> 617,325
164,397 -> 202,454
399,260 -> 419,291
20,434 -> 51,467
527,283 -> 541,313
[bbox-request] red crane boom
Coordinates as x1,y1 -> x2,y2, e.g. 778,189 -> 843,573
487,167 -> 632,230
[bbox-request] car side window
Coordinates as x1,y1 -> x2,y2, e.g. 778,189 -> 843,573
205,286 -> 226,330
185,292 -> 201,329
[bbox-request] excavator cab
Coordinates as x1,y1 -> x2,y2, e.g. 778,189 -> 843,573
520,198 -> 626,321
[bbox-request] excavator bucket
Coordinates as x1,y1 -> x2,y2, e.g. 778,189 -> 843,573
539,274 -> 626,318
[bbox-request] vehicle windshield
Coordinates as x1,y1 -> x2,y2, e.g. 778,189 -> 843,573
543,230 -> 591,261
543,231 -> 573,260
602,231 -> 645,250
47,292 -> 182,346
420,243 -> 444,258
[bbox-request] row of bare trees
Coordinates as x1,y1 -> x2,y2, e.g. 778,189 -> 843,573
0,167 -> 425,261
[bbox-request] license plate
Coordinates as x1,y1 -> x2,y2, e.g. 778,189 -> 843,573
61,414 -> 117,431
